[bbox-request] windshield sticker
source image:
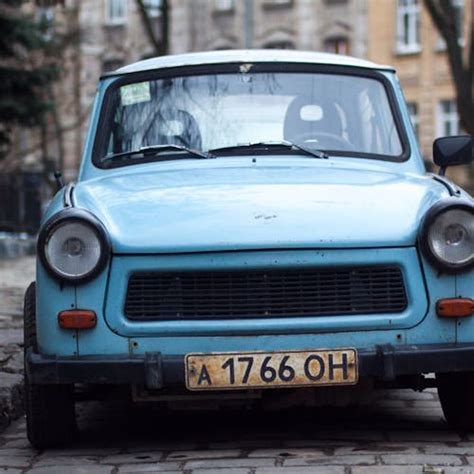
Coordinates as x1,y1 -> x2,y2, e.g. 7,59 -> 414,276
120,82 -> 151,106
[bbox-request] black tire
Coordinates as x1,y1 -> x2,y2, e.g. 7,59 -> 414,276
437,372 -> 474,432
24,282 -> 77,448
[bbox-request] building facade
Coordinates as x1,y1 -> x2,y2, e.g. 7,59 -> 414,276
2,0 -> 162,181
169,0 -> 367,57
3,0 -> 473,188
367,0 -> 473,189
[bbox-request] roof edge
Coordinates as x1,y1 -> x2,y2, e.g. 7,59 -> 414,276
101,49 -> 395,79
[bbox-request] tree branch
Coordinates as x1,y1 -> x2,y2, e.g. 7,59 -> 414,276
424,0 -> 473,134
135,0 -> 162,55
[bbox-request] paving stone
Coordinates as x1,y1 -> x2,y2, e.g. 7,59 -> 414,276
0,449 -> 36,457
184,458 -> 275,470
283,439 -> 355,448
387,431 -> 462,442
26,467 -> 112,474
0,469 -> 22,474
0,455 -> 31,468
191,469 -> 250,474
33,456 -> 102,467
373,400 -> 411,408
100,452 -> 164,464
0,438 -> 34,449
309,429 -> 385,442
282,454 -> 377,466
116,463 -> 182,473
247,448 -> 325,458
443,468 -> 474,473
411,401 -> 444,408
0,372 -> 23,431
352,467 -> 420,474
206,439 -> 276,449
425,445 -> 474,456
256,467 -> 344,474
381,454 -> 463,466
385,391 -> 437,401
43,448 -> 120,457
2,353 -> 23,375
334,444 -> 419,455
0,330 -> 22,346
166,449 -> 241,461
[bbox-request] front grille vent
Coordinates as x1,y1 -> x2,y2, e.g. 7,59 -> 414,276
124,266 -> 407,321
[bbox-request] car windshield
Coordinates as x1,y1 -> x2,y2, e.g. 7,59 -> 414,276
96,69 -> 403,166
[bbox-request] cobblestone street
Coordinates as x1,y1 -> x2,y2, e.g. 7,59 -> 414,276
1,257 -> 474,473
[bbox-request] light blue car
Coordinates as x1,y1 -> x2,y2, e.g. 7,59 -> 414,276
24,50 -> 473,448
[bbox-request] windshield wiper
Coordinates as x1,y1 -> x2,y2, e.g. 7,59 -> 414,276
102,144 -> 214,167
208,141 -> 328,159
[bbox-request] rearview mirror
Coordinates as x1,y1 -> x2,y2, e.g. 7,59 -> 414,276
433,135 -> 472,176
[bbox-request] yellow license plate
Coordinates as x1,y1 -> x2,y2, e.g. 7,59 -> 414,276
185,349 -> 358,391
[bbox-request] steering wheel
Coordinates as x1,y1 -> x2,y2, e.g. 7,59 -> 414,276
290,131 -> 353,151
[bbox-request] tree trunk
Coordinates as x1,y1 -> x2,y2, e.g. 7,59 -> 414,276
135,0 -> 169,56
424,0 -> 474,135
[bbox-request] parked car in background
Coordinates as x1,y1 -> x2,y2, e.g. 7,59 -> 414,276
24,50 -> 473,448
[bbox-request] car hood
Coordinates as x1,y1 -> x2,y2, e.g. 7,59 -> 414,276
73,159 -> 449,253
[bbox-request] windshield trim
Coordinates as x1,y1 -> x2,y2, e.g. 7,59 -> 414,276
92,63 -> 411,169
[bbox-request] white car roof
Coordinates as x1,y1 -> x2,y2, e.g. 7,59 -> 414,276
112,50 -> 394,76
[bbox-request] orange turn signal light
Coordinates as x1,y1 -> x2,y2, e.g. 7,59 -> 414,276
58,310 -> 97,329
436,298 -> 474,318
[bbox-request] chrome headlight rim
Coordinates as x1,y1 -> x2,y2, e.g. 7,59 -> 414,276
419,199 -> 474,272
38,209 -> 110,283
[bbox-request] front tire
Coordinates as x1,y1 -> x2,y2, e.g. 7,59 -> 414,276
437,372 -> 474,432
24,282 -> 77,448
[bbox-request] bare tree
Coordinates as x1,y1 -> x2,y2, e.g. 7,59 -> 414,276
424,0 -> 473,134
135,0 -> 169,56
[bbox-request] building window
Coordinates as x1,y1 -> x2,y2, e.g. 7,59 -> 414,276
324,36 -> 350,55
263,0 -> 293,6
263,40 -> 295,50
214,0 -> 234,12
143,0 -> 161,18
106,0 -> 127,25
437,100 -> 460,137
396,0 -> 421,54
406,102 -> 419,139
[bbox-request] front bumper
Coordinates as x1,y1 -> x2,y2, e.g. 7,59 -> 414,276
26,344 -> 474,389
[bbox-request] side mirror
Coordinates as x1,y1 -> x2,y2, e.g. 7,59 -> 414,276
433,135 -> 472,176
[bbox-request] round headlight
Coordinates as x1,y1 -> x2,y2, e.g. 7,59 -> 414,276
421,200 -> 473,271
39,210 -> 109,282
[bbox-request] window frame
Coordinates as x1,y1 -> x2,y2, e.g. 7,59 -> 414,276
213,0 -> 235,12
437,99 -> 460,138
396,0 -> 421,54
105,0 -> 128,26
323,36 -> 351,55
92,63 -> 411,169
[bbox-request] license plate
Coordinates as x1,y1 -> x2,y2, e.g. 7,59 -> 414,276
185,349 -> 358,391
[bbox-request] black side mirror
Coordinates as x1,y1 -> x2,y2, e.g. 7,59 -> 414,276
433,135 -> 472,176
